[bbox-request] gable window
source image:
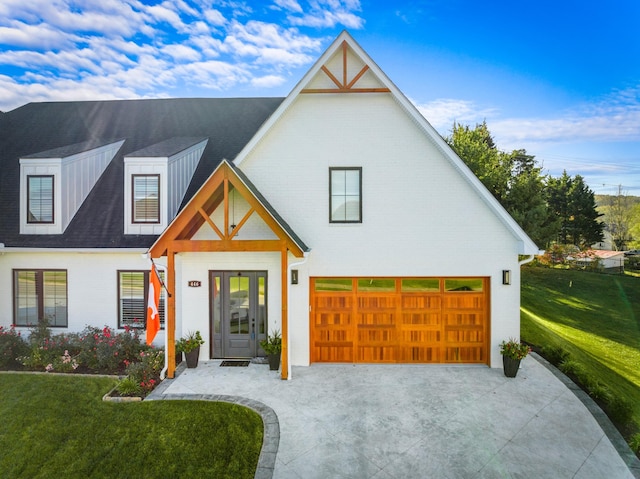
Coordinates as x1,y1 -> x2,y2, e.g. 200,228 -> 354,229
329,167 -> 362,223
118,270 -> 165,330
132,175 -> 160,223
13,270 -> 67,327
27,175 -> 54,224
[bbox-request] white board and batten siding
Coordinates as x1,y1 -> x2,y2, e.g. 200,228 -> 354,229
19,140 -> 125,235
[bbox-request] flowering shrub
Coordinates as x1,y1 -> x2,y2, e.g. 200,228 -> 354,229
73,325 -> 149,373
10,321 -> 155,375
3,321 -> 165,397
120,349 -> 165,396
0,325 -> 29,369
53,350 -> 80,373
500,338 -> 532,360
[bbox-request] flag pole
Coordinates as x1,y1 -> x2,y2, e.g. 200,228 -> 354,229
150,258 -> 172,297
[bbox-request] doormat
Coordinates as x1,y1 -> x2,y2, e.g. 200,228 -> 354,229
220,360 -> 250,367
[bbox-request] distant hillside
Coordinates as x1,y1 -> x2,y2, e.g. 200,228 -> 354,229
595,194 -> 640,207
595,194 -> 640,250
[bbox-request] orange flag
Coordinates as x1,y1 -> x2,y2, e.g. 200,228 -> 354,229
146,264 -> 161,345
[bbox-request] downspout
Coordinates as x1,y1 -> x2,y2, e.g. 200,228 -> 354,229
518,254 -> 535,266
519,250 -> 544,266
286,252 -> 310,381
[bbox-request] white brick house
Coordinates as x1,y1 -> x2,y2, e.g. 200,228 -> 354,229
0,32 -> 539,379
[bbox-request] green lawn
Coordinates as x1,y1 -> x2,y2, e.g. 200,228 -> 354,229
0,374 -> 263,479
521,267 -> 640,437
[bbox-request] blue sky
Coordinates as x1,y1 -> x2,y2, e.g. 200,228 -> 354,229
1,0 -> 639,194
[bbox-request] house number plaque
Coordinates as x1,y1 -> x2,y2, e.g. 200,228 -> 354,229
188,281 -> 202,287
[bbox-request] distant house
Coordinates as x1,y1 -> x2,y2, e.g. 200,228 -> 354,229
571,250 -> 625,271
0,32 -> 540,379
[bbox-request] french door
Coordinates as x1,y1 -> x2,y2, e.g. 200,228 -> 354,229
210,271 -> 267,358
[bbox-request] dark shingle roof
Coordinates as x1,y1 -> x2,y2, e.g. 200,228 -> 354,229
22,138 -> 124,159
126,137 -> 207,158
0,98 -> 284,248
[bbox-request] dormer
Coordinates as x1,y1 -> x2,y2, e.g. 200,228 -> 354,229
19,139 -> 125,235
123,137 -> 208,235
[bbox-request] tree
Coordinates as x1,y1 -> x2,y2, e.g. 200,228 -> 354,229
503,150 -> 559,247
446,123 -> 556,247
547,171 -> 604,247
446,121 -> 511,203
601,186 -> 634,250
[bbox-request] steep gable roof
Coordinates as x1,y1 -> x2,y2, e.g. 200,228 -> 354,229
234,31 -> 540,255
0,98 -> 283,248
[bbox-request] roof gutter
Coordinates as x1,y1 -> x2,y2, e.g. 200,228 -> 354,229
0,246 -> 149,254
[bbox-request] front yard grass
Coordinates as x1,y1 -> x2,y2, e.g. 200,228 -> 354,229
521,266 -> 640,444
0,374 -> 262,479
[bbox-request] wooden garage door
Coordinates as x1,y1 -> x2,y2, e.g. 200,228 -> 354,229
310,277 -> 489,364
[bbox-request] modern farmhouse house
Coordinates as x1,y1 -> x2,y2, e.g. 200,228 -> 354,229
0,32 -> 539,379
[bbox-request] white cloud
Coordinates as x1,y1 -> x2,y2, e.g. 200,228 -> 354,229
490,89 -> 640,149
413,98 -> 497,135
287,0 -> 364,28
0,21 -> 75,49
145,4 -> 186,31
0,0 -> 364,111
251,74 -> 286,88
203,9 -> 227,26
413,86 -> 640,152
161,44 -> 202,62
274,0 -> 303,13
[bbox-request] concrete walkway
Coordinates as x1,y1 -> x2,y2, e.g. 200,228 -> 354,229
148,355 -> 639,478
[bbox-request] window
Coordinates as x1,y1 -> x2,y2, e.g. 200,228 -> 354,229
27,175 -> 54,223
444,278 -> 484,292
330,167 -> 362,223
357,278 -> 396,292
132,175 -> 160,223
314,278 -> 353,292
118,270 -> 165,329
13,270 -> 67,327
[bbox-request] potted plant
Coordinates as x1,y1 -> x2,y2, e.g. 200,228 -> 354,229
260,330 -> 282,371
499,338 -> 531,378
176,330 -> 205,368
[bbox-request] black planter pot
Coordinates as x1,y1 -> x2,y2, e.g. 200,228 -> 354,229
267,353 -> 280,371
185,347 -> 200,368
503,356 -> 521,378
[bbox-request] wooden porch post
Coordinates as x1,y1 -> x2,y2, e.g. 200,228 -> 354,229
281,247 -> 288,380
166,249 -> 176,378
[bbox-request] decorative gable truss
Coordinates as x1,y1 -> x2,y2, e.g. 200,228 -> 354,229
149,159 -> 307,258
301,40 -> 390,94
20,139 -> 125,235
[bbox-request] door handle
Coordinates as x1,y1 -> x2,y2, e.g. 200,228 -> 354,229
251,318 -> 255,339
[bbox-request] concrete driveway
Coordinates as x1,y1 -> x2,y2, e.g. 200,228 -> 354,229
148,355 -> 639,478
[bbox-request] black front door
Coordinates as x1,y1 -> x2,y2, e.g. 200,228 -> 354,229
210,271 -> 267,358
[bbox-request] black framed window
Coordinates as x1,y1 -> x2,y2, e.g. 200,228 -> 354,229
118,270 -> 165,330
27,175 -> 54,224
329,167 -> 362,223
13,270 -> 67,327
132,175 -> 160,223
